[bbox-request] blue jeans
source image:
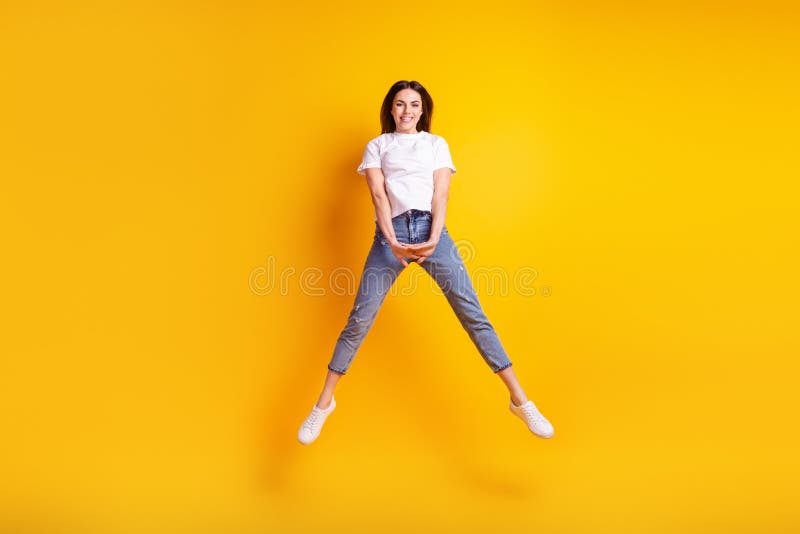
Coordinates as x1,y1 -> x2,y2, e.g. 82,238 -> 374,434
327,209 -> 513,375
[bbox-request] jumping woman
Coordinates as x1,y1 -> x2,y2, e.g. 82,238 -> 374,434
298,80 -> 554,444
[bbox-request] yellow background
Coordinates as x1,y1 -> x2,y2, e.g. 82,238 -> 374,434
1,1 -> 798,532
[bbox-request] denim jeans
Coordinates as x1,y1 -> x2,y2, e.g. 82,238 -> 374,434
327,209 -> 513,375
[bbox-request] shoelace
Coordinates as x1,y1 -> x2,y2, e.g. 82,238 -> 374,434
521,404 -> 548,425
303,408 -> 322,429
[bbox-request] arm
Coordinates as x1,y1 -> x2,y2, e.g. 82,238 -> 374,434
364,167 -> 398,245
428,167 -> 452,244
364,168 -> 417,266
407,167 -> 452,264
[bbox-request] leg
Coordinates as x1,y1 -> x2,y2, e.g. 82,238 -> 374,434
324,228 -> 407,378
496,365 -> 529,407
315,369 -> 343,409
418,226 -> 514,373
299,217 -> 405,445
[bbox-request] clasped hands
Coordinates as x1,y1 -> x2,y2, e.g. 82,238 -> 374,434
389,238 -> 438,266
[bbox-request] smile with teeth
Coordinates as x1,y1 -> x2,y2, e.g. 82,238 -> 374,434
401,116 -> 413,121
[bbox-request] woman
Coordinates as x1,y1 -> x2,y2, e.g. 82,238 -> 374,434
298,80 -> 554,444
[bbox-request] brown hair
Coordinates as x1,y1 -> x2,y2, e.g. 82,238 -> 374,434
379,80 -> 434,134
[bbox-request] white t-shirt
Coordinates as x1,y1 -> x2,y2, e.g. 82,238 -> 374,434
356,130 -> 457,219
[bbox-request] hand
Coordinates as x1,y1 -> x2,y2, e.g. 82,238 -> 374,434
405,239 -> 438,264
389,240 -> 419,267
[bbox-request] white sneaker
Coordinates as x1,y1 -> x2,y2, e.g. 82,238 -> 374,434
298,396 -> 336,445
509,398 -> 554,438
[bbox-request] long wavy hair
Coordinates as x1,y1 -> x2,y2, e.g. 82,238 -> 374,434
379,80 -> 434,134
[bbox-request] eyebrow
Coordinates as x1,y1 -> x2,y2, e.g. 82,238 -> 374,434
395,100 -> 421,103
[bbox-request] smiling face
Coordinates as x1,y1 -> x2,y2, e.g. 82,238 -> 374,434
391,88 -> 424,133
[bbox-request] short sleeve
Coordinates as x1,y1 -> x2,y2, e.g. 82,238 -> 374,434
356,139 -> 382,175
433,137 -> 457,174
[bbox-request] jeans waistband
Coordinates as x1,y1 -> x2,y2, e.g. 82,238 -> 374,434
393,209 -> 432,221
